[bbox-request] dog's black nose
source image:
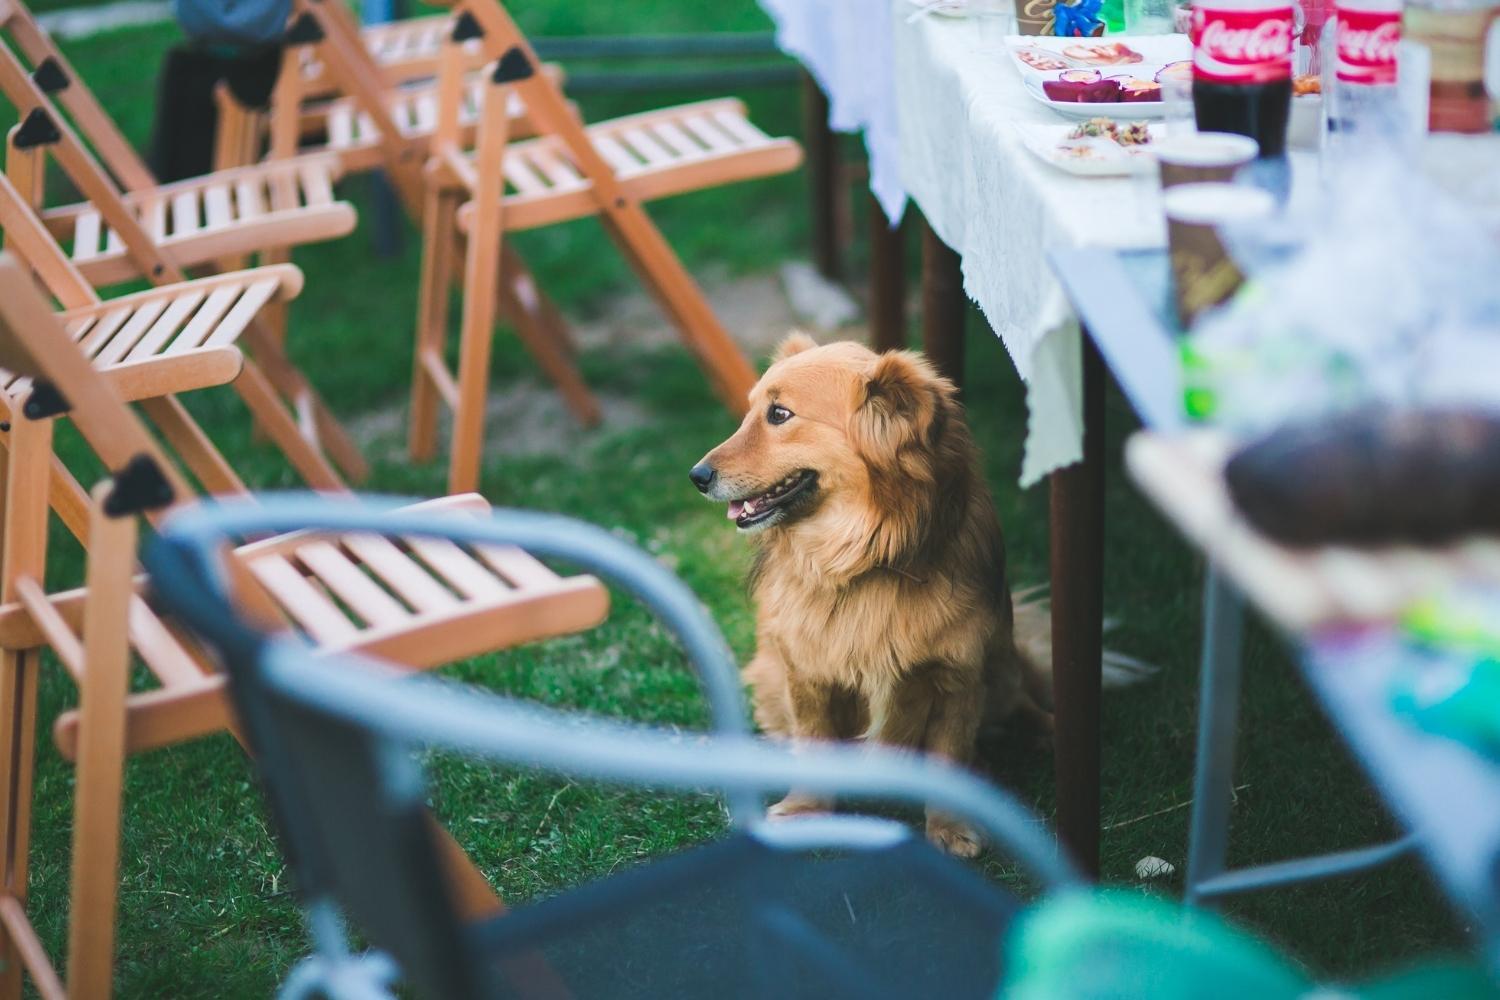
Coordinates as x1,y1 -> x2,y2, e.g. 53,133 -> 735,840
688,463 -> 717,493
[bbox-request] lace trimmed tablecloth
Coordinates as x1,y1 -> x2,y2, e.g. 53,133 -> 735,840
759,0 -> 907,224
894,9 -> 1168,485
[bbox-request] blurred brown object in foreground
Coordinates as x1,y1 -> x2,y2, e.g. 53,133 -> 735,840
1226,409 -> 1500,546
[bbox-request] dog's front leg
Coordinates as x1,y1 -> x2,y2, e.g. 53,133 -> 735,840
877,661 -> 986,858
767,671 -> 861,821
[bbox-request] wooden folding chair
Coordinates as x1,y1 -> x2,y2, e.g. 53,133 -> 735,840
216,0 -> 603,430
414,0 -> 801,492
0,136 -> 357,501
0,253 -> 609,999
0,0 -> 368,488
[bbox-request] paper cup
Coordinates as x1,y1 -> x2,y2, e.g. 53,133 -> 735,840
1154,132 -> 1261,188
1165,182 -> 1276,329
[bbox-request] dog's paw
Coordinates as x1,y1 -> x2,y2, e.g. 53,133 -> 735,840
926,814 -> 982,858
767,794 -> 833,820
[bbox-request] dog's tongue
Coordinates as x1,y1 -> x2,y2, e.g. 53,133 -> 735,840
727,500 -> 745,521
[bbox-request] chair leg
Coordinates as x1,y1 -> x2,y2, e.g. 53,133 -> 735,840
411,185 -> 462,465
0,647 -> 39,1000
231,360 -> 348,492
496,247 -> 601,428
65,488 -> 136,1000
448,226 -> 502,495
1184,567 -> 1246,908
138,396 -> 248,498
0,416 -> 51,1000
0,419 -> 92,549
602,208 -> 756,414
238,319 -> 370,485
240,248 -> 289,451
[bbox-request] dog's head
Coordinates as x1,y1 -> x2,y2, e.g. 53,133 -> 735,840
690,334 -> 957,541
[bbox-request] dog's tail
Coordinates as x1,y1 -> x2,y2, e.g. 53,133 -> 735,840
1012,586 -> 1158,711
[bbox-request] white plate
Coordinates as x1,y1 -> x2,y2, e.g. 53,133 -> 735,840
1022,79 -> 1171,119
1015,121 -> 1163,176
1005,34 -> 1191,78
904,0 -> 971,18
1007,34 -> 1191,120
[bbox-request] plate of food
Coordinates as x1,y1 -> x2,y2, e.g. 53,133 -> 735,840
1007,35 -> 1192,119
904,0 -> 971,18
1015,118 -> 1162,176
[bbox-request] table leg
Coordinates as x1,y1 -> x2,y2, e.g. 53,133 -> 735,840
1185,567 -> 1246,907
920,220 -> 965,390
868,192 -> 906,353
800,70 -> 842,283
1048,334 -> 1105,877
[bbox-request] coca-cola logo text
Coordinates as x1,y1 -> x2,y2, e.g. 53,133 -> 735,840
1335,8 -> 1399,84
1192,5 -> 1295,83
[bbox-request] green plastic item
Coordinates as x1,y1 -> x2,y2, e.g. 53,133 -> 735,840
1391,656 -> 1500,760
1101,0 -> 1126,34
1403,594 -> 1500,660
1000,890 -> 1497,999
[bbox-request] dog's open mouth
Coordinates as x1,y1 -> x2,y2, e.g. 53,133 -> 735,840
727,471 -> 817,529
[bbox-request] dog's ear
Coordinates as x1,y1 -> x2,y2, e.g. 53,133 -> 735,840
771,331 -> 818,365
852,351 -> 951,461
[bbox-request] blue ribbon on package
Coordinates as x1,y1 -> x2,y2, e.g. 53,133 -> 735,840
1054,0 -> 1104,36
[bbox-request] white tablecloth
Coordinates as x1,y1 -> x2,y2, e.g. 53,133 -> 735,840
894,11 -> 1168,486
759,0 -> 907,223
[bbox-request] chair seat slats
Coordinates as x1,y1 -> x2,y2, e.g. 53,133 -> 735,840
526,147 -> 585,190
473,545 -> 564,592
619,127 -> 674,168
249,556 -> 361,644
129,599 -> 209,688
650,121 -> 706,160
203,184 -> 235,230
404,537 -> 511,601
171,191 -> 200,236
711,110 -> 770,147
329,104 -> 355,150
590,133 -> 640,176
90,297 -> 171,366
292,541 -> 411,627
298,163 -> 335,207
236,178 -> 266,220
72,211 -> 102,261
125,289 -> 208,362
170,284 -> 245,352
502,156 -> 549,196
76,306 -> 134,358
142,198 -> 168,240
680,115 -> 736,155
339,534 -> 462,614
203,279 -> 281,348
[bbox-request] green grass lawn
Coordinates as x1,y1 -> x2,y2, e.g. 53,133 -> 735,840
7,2 -> 1469,995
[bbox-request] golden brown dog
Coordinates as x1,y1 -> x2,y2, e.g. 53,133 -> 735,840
690,335 -> 1054,857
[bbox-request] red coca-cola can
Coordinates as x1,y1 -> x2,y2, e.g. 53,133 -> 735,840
1335,0 -> 1401,85
1191,0 -> 1296,156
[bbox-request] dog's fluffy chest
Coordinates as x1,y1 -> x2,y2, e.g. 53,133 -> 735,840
755,563 -> 989,690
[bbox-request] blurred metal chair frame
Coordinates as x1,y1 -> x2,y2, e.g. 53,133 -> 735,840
148,493 -> 1081,1000
0,254 -> 611,1000
0,0 -> 367,488
411,0 -> 801,493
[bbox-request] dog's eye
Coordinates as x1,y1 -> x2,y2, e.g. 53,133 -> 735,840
767,404 -> 793,426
